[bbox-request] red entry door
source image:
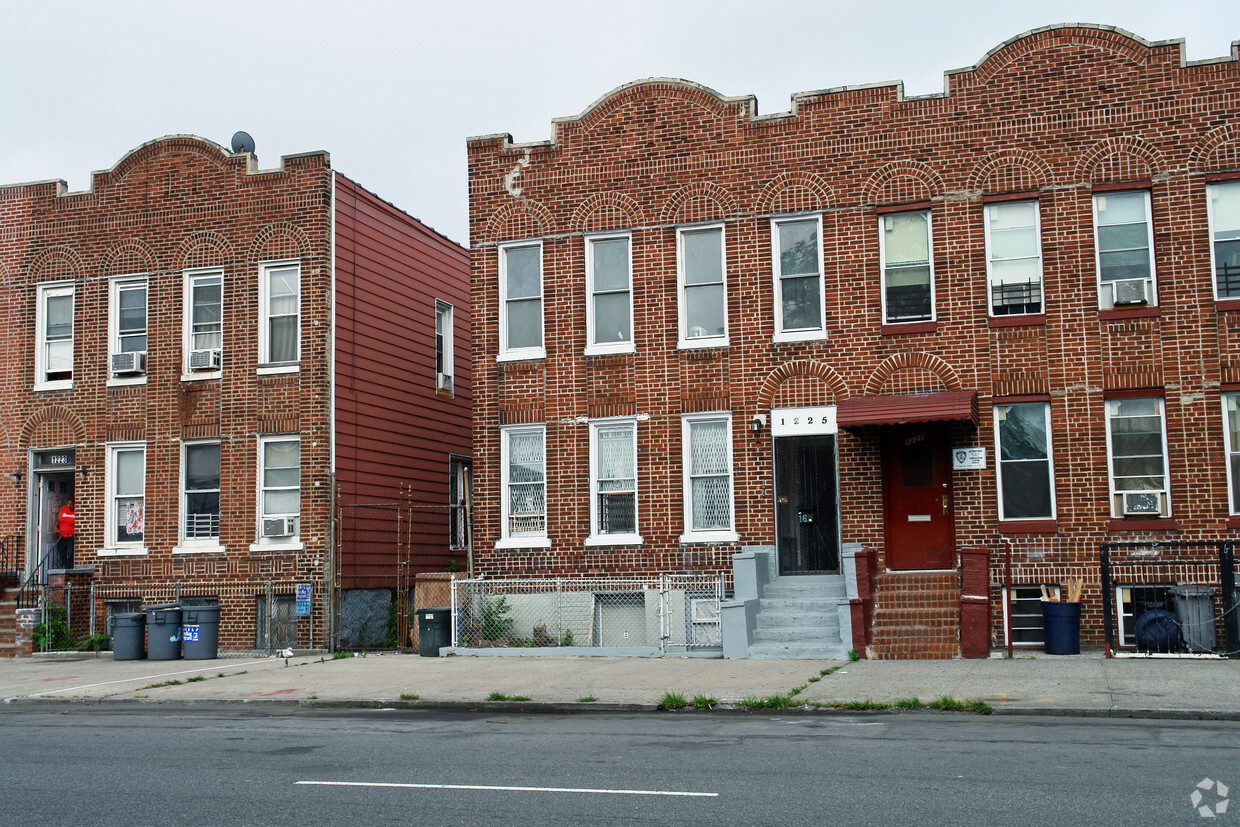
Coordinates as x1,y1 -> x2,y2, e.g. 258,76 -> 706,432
883,426 -> 954,570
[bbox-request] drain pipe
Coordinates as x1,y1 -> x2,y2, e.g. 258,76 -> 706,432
1004,539 -> 1013,659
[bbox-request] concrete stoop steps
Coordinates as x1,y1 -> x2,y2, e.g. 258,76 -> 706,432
748,578 -> 851,660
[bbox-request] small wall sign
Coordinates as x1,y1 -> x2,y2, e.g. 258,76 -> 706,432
952,447 -> 986,470
295,583 -> 312,616
771,406 -> 837,437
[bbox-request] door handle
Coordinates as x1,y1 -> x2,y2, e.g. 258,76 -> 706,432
942,495 -> 949,515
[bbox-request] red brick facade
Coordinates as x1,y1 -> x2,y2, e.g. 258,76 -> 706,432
467,26 -> 1240,655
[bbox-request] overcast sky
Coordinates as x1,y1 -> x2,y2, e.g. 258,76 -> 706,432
2,2 -> 1235,246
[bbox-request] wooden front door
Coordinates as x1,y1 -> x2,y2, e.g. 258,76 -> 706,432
883,426 -> 954,570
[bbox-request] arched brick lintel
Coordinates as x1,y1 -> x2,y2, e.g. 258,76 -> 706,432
864,352 -> 962,396
756,360 -> 851,411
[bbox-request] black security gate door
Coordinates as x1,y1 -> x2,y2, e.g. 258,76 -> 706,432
775,436 -> 840,575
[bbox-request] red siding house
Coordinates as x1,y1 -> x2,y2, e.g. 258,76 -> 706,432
0,135 -> 470,654
466,26 -> 1240,658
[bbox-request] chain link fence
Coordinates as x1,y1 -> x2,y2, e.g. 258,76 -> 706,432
451,574 -> 723,654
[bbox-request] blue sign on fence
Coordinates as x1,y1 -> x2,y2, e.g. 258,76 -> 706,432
295,583 -> 312,617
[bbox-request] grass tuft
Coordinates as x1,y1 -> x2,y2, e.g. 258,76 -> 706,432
689,695 -> 718,710
657,691 -> 687,711
400,693 -> 420,701
740,694 -> 795,711
576,696 -> 598,703
186,676 -> 206,683
486,692 -> 531,702
895,697 -> 924,709
837,698 -> 888,711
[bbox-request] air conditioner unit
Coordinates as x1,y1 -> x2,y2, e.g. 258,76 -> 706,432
189,348 -> 221,370
436,372 -> 453,392
111,351 -> 147,375
1111,278 -> 1150,306
1122,491 -> 1161,516
261,516 -> 298,538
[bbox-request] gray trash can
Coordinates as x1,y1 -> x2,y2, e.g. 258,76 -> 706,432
181,605 -> 221,660
111,612 -> 146,660
145,603 -> 183,660
416,607 -> 452,657
1172,585 -> 1216,653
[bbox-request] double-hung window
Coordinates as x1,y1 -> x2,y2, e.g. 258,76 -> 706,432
109,277 -> 148,379
260,262 -> 300,367
435,300 -> 454,393
677,225 -> 727,347
259,437 -> 300,541
984,201 -> 1042,316
499,241 -> 544,360
182,442 -> 221,547
681,413 -> 735,542
772,215 -> 824,340
585,233 -> 633,354
1105,397 -> 1170,518
500,425 -> 547,546
879,210 -> 933,324
35,282 -> 74,389
589,420 -> 639,543
185,270 -> 222,374
106,443 -> 146,552
1208,180 -> 1240,300
448,456 -> 471,551
1223,395 -> 1240,514
1093,190 -> 1156,310
994,402 -> 1055,521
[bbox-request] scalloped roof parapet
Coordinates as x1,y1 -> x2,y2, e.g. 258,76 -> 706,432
467,25 -> 1238,152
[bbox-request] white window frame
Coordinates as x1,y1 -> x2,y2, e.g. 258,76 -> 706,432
1223,394 -> 1240,515
498,424 -> 549,549
183,268 -> 223,380
878,209 -> 935,325
107,275 -> 148,385
676,223 -> 729,349
176,441 -> 223,553
587,418 -> 641,545
1003,585 -> 1060,648
435,299 -> 454,394
258,260 -> 300,372
771,214 -> 826,342
448,455 -> 471,552
994,402 -> 1056,522
103,442 -> 146,555
1104,396 -> 1171,519
680,412 -> 737,544
984,201 -> 1043,317
585,231 -> 634,355
1208,180 -> 1240,301
251,435 -> 302,552
1093,190 -> 1158,310
34,281 -> 74,391
498,240 -> 545,362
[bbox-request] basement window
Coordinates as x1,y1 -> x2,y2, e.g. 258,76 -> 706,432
1004,585 -> 1058,647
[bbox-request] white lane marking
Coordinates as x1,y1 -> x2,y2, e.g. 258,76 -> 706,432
17,659 -> 274,698
297,780 -> 718,798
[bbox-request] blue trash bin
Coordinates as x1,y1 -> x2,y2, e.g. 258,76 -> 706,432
1042,601 -> 1081,655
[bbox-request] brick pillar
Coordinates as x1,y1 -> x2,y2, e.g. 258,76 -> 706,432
959,547 -> 990,659
15,608 -> 39,657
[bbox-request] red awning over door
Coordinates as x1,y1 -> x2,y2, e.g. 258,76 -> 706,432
836,389 -> 978,428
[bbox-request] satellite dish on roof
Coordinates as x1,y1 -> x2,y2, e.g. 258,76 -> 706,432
231,131 -> 256,155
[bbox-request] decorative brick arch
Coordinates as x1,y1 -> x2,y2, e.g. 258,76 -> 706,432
99,239 -> 157,276
249,222 -> 312,262
569,191 -> 645,233
110,135 -> 228,183
861,161 -> 943,206
176,230 -> 234,271
966,150 -> 1054,193
756,360 -> 850,411
756,171 -> 835,214
1190,123 -> 1240,173
20,406 -> 85,449
27,246 -> 85,284
1074,136 -> 1164,183
575,80 -> 732,135
864,352 -> 962,396
973,26 -> 1149,86
485,198 -> 556,243
660,182 -> 738,225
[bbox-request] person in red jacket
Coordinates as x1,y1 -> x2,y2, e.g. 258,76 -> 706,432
54,497 -> 75,570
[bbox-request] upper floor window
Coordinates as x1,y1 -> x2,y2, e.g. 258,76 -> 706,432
879,210 -> 933,324
677,225 -> 727,348
500,425 -> 547,546
35,282 -> 74,390
106,443 -> 145,552
259,436 -> 300,541
589,419 -> 639,543
1093,190 -> 1156,310
1208,181 -> 1240,300
772,215 -> 824,341
585,233 -> 633,355
109,277 -> 148,380
184,270 -> 222,374
1105,396 -> 1169,518
435,300 -> 454,394
260,262 -> 300,366
681,412 -> 736,543
994,402 -> 1055,520
499,241 -> 544,361
182,442 -> 221,545
984,202 -> 1042,316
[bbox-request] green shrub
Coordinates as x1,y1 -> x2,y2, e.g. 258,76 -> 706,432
478,596 -> 515,641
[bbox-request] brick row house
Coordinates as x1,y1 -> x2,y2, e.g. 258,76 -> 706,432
0,135 -> 470,654
466,25 -> 1240,658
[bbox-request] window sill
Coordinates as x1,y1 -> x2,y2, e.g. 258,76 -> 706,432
997,519 -> 1059,534
881,321 -> 936,335
1106,517 -> 1178,532
34,380 -> 73,393
97,546 -> 148,557
173,543 -> 226,555
1217,299 -> 1240,313
677,337 -> 730,351
181,371 -> 221,382
772,330 -> 826,344
1225,516 -> 1240,530
497,350 -> 546,363
584,343 -> 635,357
494,537 -> 551,550
1098,306 -> 1160,321
107,376 -> 148,388
249,540 -> 304,554
435,387 -> 454,399
678,531 -> 739,545
988,313 -> 1046,329
584,534 -> 643,547
257,364 -> 299,376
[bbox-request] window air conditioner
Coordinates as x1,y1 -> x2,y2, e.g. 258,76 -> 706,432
189,348 -> 222,370
111,351 -> 147,375
1121,491 -> 1161,516
436,372 -> 453,392
1111,278 -> 1150,306
262,516 -> 298,537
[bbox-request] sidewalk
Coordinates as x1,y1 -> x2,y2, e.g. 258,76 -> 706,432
3,651 -> 1238,719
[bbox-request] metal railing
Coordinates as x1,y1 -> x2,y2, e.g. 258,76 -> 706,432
991,279 -> 1042,315
0,535 -> 21,589
451,574 -> 724,654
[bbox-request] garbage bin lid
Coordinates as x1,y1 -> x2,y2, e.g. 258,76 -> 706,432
1171,585 -> 1214,596
143,602 -> 180,610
